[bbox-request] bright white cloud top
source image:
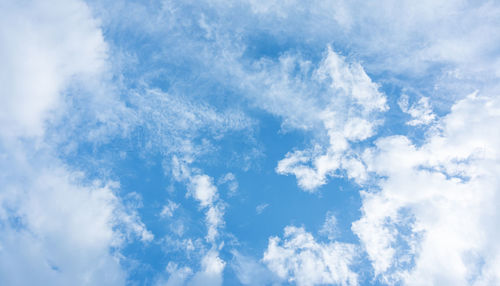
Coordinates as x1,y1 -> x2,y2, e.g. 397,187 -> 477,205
1,0 -> 500,285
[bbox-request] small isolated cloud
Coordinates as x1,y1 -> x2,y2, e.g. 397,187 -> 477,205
160,200 -> 179,218
319,212 -> 339,240
255,203 -> 269,214
218,172 -> 238,194
189,175 -> 218,208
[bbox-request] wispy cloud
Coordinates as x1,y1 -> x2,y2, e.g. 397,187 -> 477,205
255,203 -> 269,214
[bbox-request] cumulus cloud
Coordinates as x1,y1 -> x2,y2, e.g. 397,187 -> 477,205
160,200 -> 180,218
187,250 -> 226,286
0,0 -> 108,138
218,173 -> 238,194
172,159 -> 226,244
0,145 -> 152,285
4,0 -> 500,285
398,94 -> 436,126
352,92 -> 500,285
263,226 -> 358,286
189,175 -> 219,208
268,47 -> 386,191
0,0 -> 154,284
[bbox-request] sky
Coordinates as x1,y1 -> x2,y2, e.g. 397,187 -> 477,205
1,0 -> 500,285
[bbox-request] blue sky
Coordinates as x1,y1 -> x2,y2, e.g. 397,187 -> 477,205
2,0 -> 500,285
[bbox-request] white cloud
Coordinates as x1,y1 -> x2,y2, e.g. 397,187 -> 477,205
189,175 -> 218,208
268,47 -> 386,191
0,0 -> 153,284
315,47 -> 387,113
240,0 -> 500,82
277,146 -> 338,191
398,94 -> 436,126
218,173 -> 238,194
0,0 -> 108,138
161,262 -> 193,286
0,145 -> 152,285
352,92 -> 500,285
187,250 -> 226,286
231,251 -> 275,286
319,212 -> 339,241
165,156 -> 228,284
205,204 -> 225,243
256,203 -> 269,214
263,226 -> 358,286
171,157 -> 227,244
160,200 -> 180,218
132,89 -> 254,158
5,1 -> 500,285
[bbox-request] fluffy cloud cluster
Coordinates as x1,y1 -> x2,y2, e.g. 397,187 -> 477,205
0,149 -> 152,285
0,0 -> 108,138
271,47 -> 387,191
0,0 -> 152,284
263,226 -> 358,286
352,93 -> 500,285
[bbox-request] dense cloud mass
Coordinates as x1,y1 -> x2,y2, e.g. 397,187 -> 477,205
1,0 -> 500,285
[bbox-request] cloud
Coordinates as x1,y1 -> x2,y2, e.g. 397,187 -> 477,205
256,203 -> 269,214
4,0 -> 500,285
0,145 -> 152,285
352,92 -> 500,285
189,175 -> 219,208
263,226 -> 358,286
240,0 -> 500,79
218,173 -> 238,194
231,251 -> 275,286
398,94 -> 436,126
165,157 -> 227,284
186,250 -> 226,286
0,1 -> 197,285
131,88 -> 255,160
160,262 -> 193,286
265,47 -> 386,191
174,164 -> 225,244
0,0 -> 108,138
160,200 -> 180,218
319,212 -> 339,241
158,246 -> 226,286
0,0 -> 154,284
